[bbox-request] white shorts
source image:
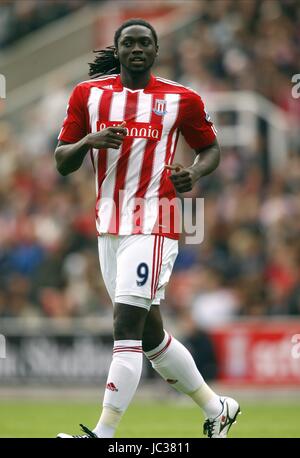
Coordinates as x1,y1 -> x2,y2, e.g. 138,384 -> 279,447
98,234 -> 178,310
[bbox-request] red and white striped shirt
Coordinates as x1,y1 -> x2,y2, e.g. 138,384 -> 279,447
58,74 -> 216,240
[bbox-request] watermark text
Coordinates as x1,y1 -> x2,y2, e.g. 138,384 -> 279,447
291,74 -> 300,99
291,334 -> 300,359
0,74 -> 6,99
0,334 -> 6,358
96,192 -> 205,244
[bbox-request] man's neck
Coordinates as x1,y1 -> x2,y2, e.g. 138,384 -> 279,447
120,69 -> 151,90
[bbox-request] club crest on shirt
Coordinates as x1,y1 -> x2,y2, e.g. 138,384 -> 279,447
153,99 -> 167,116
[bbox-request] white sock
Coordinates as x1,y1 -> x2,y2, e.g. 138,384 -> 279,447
144,331 -> 221,418
93,406 -> 122,438
94,339 -> 143,438
189,383 -> 222,418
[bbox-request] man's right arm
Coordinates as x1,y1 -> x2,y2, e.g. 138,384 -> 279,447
54,138 -> 91,176
54,123 -> 127,176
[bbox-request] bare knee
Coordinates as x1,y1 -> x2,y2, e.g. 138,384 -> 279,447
114,303 -> 148,341
142,306 -> 165,352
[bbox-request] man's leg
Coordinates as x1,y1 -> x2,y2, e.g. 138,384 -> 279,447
142,306 -> 222,418
93,234 -> 165,438
93,301 -> 148,438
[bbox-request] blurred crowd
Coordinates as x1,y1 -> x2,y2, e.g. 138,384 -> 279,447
0,0 -> 101,48
0,0 -> 299,327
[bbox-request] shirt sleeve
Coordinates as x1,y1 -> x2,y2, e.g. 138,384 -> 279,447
179,90 -> 216,150
58,84 -> 87,143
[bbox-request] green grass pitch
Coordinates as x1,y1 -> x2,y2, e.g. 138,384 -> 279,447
0,400 -> 299,438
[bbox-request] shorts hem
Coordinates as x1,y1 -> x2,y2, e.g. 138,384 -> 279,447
115,290 -> 152,300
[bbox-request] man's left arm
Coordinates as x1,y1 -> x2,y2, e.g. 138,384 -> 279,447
166,139 -> 220,193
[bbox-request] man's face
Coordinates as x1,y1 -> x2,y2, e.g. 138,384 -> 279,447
115,25 -> 158,73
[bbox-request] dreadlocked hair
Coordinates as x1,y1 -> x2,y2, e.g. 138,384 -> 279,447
88,18 -> 158,78
89,46 -> 120,78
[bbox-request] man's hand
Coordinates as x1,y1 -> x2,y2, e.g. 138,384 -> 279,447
165,163 -> 197,193
165,141 -> 221,193
86,121 -> 127,150
54,121 -> 127,176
